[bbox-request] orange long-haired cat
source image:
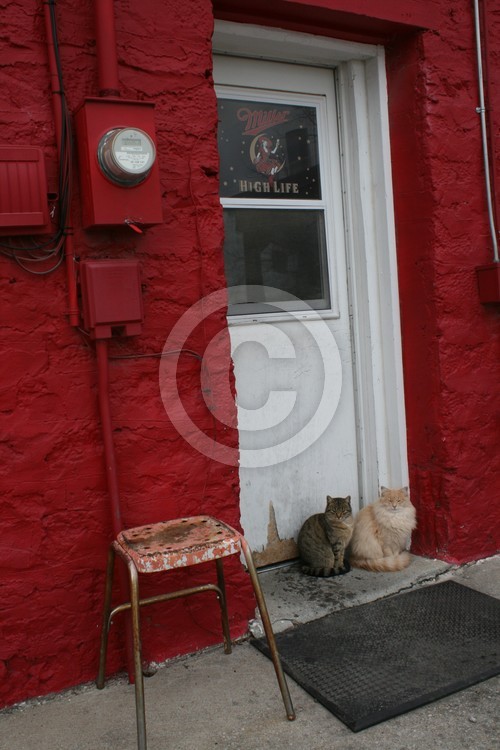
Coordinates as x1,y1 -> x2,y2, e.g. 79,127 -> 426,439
349,487 -> 416,572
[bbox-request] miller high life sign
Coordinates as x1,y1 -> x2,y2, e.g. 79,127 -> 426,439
218,97 -> 322,200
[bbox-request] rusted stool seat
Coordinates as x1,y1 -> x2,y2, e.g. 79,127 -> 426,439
96,515 -> 295,750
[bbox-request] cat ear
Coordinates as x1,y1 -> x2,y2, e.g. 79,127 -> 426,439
402,486 -> 409,495
380,486 -> 388,493
326,495 -> 332,501
345,495 -> 351,501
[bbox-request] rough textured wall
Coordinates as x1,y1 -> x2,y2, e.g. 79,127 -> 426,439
0,0 -> 253,708
386,3 -> 500,562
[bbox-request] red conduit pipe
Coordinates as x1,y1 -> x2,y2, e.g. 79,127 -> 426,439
92,0 -> 124,536
94,0 -> 121,97
92,0 -> 123,537
96,338 -> 136,682
94,2 -> 148,683
43,1 -> 79,326
93,2 -> 137,683
96,339 -> 123,536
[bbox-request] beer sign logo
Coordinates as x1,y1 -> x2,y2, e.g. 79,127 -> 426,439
237,105 -> 290,135
250,133 -> 285,185
218,97 -> 321,200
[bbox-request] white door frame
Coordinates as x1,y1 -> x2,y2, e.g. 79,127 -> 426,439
212,21 -> 409,506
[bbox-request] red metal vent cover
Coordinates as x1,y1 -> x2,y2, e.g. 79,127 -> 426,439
0,146 -> 51,235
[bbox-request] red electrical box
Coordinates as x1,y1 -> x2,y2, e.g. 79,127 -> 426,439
75,98 -> 163,229
0,146 -> 52,235
476,263 -> 500,304
79,258 -> 143,339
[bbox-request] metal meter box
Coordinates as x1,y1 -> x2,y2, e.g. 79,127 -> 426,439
79,258 -> 143,339
0,146 -> 52,235
75,98 -> 163,229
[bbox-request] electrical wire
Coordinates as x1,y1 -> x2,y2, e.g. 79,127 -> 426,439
108,349 -> 203,362
0,0 -> 73,273
107,344 -> 219,461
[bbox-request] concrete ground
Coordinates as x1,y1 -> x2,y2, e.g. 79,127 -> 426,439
1,554 -> 499,750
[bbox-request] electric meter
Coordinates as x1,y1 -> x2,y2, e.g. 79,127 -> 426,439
97,127 -> 156,186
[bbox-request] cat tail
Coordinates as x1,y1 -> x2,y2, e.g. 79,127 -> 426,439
350,551 -> 411,572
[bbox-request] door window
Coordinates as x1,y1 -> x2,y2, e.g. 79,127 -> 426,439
217,89 -> 334,315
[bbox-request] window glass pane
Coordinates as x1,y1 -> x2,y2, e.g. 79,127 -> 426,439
223,209 -> 331,314
218,98 -> 321,200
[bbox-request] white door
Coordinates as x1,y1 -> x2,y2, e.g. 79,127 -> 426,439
215,56 -> 360,564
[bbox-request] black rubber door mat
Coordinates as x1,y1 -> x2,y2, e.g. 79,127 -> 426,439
252,581 -> 500,731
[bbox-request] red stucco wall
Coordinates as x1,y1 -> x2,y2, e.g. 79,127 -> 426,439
1,0 -> 499,708
0,0 -> 253,709
384,9 -> 500,562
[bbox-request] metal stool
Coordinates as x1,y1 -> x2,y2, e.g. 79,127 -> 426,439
96,515 -> 295,749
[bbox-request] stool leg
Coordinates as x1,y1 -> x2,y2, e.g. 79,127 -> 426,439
128,560 -> 147,750
97,545 -> 115,689
240,538 -> 296,721
215,558 -> 232,654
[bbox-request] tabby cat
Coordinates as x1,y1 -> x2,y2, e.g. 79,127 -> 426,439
297,495 -> 354,577
349,486 -> 416,572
